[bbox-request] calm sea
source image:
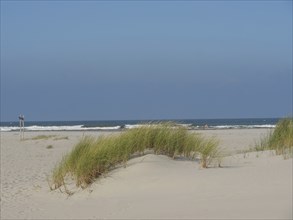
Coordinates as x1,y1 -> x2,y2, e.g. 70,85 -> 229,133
0,118 -> 279,132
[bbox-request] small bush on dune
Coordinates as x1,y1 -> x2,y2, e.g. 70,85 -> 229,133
50,122 -> 221,191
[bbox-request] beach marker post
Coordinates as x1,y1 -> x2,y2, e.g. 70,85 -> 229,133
19,114 -> 25,140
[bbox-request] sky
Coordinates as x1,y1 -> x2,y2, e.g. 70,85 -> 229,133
1,1 -> 292,121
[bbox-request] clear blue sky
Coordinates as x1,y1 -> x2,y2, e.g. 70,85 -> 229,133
1,1 -> 292,121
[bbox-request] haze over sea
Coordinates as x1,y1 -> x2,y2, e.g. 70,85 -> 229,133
0,118 -> 279,132
1,2 -> 292,122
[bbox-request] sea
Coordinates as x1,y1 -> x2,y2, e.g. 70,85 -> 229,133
0,118 -> 279,132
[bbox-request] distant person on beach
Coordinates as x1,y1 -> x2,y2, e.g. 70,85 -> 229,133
19,114 -> 25,139
18,114 -> 24,121
19,114 -> 24,127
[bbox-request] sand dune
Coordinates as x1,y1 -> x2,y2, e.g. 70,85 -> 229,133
1,129 -> 292,219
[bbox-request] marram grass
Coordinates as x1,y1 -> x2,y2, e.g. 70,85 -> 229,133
31,135 -> 56,140
255,118 -> 293,158
50,122 -> 220,190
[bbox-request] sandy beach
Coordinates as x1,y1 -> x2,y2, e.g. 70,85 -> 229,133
1,129 -> 292,219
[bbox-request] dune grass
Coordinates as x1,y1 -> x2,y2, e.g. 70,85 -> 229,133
50,122 -> 220,191
255,118 -> 293,158
31,135 -> 57,140
54,136 -> 69,140
30,135 -> 68,141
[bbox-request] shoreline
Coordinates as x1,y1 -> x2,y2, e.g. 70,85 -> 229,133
0,126 -> 275,133
1,128 -> 292,219
1,118 -> 278,132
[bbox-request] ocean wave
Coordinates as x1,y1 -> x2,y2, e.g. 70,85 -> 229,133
247,124 -> 276,128
124,124 -> 144,129
0,125 -> 121,132
0,123 -> 276,132
209,124 -> 275,129
1,126 -> 20,132
178,123 -> 193,128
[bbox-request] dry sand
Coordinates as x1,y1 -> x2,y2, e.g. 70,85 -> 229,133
1,129 -> 292,219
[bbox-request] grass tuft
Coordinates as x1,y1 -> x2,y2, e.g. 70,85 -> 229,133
255,118 -> 293,158
32,135 -> 56,140
54,136 -> 69,140
50,122 -> 221,191
198,137 -> 220,168
30,135 -> 68,141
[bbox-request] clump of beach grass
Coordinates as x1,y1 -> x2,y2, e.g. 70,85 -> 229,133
30,135 -> 68,141
32,135 -> 56,140
255,118 -> 293,158
198,137 -> 220,168
50,122 -> 220,191
54,136 -> 69,140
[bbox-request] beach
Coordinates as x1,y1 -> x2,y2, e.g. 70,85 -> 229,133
1,129 -> 292,219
